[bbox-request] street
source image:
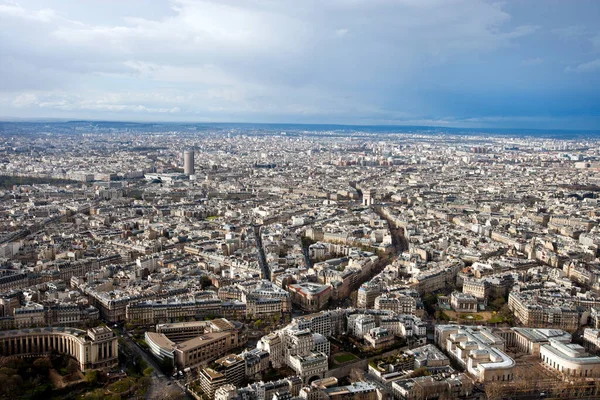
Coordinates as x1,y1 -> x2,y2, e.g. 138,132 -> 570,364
119,332 -> 188,399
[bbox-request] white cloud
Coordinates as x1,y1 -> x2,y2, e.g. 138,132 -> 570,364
0,3 -> 56,22
123,61 -> 238,85
565,59 -> 600,73
0,0 -> 575,124
592,33 -> 600,50
521,57 -> 544,66
12,93 -> 38,107
336,28 -> 349,37
553,25 -> 588,39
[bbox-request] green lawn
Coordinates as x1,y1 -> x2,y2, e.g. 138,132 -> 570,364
489,315 -> 506,323
333,353 -> 358,364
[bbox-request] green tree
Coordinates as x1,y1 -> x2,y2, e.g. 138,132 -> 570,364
84,388 -> 106,400
67,358 -> 79,374
32,357 -> 52,375
200,275 -> 212,289
423,293 -> 437,315
490,296 -> 506,310
85,369 -> 99,384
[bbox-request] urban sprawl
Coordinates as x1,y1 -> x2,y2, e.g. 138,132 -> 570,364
1,122 -> 600,399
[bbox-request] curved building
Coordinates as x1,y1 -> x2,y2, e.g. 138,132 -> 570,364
540,339 -> 600,377
0,326 -> 118,371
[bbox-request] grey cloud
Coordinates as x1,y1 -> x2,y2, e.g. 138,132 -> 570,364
0,0 -> 594,127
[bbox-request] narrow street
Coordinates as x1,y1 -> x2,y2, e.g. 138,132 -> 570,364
374,205 -> 408,254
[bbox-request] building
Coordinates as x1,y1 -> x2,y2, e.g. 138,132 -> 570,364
287,283 -> 331,312
247,297 -> 284,318
312,333 -> 330,357
13,303 -> 45,328
508,292 -> 580,331
584,328 -> 600,351
0,326 -> 118,371
406,344 -> 450,369
347,314 -> 376,338
462,274 -> 516,302
324,382 -> 379,400
364,327 -> 394,349
156,319 -> 237,342
0,291 -> 22,317
292,309 -> 346,337
374,293 -> 417,315
284,328 -> 315,358
392,374 -> 473,400
288,351 -> 328,384
195,354 -> 245,399
462,278 -> 488,300
504,327 -> 571,356
450,291 -> 478,313
540,339 -> 600,377
184,149 -> 195,175
46,304 -> 100,326
357,281 -> 381,308
363,189 -> 376,206
145,318 -> 246,370
293,312 -> 332,337
243,348 -> 270,378
435,325 -> 515,383
409,262 -> 461,295
145,331 -> 176,363
126,297 -> 223,325
256,377 -> 302,400
258,332 -> 285,368
214,384 -> 238,400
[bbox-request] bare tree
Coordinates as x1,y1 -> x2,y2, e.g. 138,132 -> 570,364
484,382 -> 503,400
349,367 -> 365,382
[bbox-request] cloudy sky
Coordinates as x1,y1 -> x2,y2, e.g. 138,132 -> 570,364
1,0 -> 599,129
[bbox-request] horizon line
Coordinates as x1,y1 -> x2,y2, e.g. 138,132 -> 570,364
1,116 -> 600,134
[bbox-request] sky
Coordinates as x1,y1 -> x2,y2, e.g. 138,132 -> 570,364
1,0 -> 600,130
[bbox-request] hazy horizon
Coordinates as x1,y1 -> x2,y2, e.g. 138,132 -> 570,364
1,0 -> 600,130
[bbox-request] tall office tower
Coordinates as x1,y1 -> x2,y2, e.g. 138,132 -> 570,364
183,150 -> 195,175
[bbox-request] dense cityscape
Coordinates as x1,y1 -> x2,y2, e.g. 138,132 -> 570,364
0,121 -> 599,399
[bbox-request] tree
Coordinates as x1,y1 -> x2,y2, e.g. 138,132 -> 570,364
67,358 -> 79,374
85,370 -> 99,385
160,357 -> 174,375
484,382 -> 503,400
143,367 -> 154,377
349,367 -> 365,382
490,296 -> 506,311
406,367 -> 430,378
200,275 -> 212,289
32,357 -> 52,375
423,293 -> 437,315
